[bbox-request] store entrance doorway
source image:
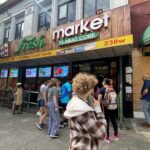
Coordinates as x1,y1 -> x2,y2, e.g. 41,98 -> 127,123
73,58 -> 118,90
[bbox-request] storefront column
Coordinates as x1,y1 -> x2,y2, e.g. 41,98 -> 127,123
51,0 -> 58,28
0,22 -> 4,44
32,3 -> 39,34
23,6 -> 35,37
69,62 -> 73,77
76,0 -> 83,19
9,16 -> 16,41
119,56 -> 123,129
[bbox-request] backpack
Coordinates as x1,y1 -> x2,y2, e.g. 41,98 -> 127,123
104,88 -> 118,110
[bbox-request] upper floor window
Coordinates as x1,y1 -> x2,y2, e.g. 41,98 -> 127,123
58,0 -> 76,25
38,11 -> 51,32
3,27 -> 10,43
15,21 -> 24,39
84,0 -> 110,18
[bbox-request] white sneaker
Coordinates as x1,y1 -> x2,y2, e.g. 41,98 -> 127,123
36,111 -> 41,116
111,134 -> 120,141
104,138 -> 111,143
50,134 -> 59,138
36,123 -> 43,130
59,124 -> 65,128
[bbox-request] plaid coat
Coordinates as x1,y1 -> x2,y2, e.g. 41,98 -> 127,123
64,96 -> 106,150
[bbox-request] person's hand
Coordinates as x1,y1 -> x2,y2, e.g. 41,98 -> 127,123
54,107 -> 58,112
45,102 -> 48,107
98,94 -> 102,102
93,99 -> 102,113
93,99 -> 100,107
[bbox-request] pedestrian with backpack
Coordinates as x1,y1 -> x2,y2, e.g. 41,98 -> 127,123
98,78 -> 119,143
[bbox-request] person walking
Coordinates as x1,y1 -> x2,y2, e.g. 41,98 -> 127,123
141,74 -> 150,126
60,77 -> 72,125
98,78 -> 119,143
37,80 -> 49,129
64,73 -> 106,150
12,82 -> 23,114
47,78 -> 60,138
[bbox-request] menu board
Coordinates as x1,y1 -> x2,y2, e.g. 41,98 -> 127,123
39,67 -> 51,77
53,66 -> 69,77
26,68 -> 37,78
9,68 -> 18,78
0,69 -> 8,78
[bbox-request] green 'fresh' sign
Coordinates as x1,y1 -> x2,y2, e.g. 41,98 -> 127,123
58,32 -> 99,46
16,36 -> 45,54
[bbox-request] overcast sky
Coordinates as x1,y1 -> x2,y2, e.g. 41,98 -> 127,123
0,0 -> 7,4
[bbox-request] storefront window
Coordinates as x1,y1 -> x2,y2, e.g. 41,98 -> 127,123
58,0 -> 76,25
97,0 -> 110,11
38,11 -> 51,32
68,0 -> 76,22
84,0 -> 96,18
3,27 -> 10,43
15,21 -> 24,39
84,0 -> 110,18
79,64 -> 91,73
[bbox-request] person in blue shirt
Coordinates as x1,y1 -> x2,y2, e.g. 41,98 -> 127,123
61,78 -> 72,105
60,77 -> 72,125
141,74 -> 150,126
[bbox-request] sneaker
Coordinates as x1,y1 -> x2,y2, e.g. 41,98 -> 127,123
50,134 -> 59,138
63,122 -> 68,125
104,137 -> 111,143
36,111 -> 41,116
42,123 -> 47,128
36,123 -> 43,130
59,124 -> 65,128
142,123 -> 150,128
111,134 -> 120,141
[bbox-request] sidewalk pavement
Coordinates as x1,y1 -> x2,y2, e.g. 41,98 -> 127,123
0,107 -> 150,150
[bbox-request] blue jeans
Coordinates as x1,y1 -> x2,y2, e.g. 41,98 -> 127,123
47,101 -> 60,136
142,100 -> 150,124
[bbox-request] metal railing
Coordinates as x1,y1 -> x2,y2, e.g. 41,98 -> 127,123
23,90 -> 39,112
0,89 -> 39,112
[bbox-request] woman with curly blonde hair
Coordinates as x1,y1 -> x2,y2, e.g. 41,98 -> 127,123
64,73 -> 106,150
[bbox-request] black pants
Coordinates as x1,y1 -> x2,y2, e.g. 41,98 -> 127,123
104,107 -> 118,138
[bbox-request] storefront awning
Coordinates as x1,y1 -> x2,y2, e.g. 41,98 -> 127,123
139,25 -> 150,47
0,45 -> 132,68
0,35 -> 133,68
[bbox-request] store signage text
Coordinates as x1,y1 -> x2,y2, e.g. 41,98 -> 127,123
0,43 -> 9,58
53,13 -> 109,40
0,35 -> 133,64
96,35 -> 133,49
0,50 -> 57,63
57,43 -> 96,55
58,32 -> 99,45
17,36 -> 45,52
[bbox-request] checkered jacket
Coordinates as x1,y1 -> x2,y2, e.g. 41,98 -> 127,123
64,96 -> 106,150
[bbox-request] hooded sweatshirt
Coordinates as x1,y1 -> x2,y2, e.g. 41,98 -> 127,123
64,95 -> 106,150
